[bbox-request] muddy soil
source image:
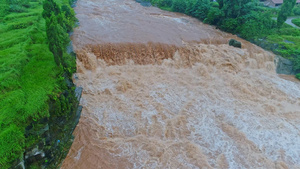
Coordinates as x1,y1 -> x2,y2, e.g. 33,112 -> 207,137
62,0 -> 300,168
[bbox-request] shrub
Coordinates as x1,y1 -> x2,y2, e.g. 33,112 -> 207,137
293,55 -> 300,71
220,18 -> 239,33
296,73 -> 300,80
293,5 -> 300,15
292,18 -> 300,27
9,5 -> 26,12
278,27 -> 300,36
238,11 -> 276,39
194,0 -> 211,20
205,7 -> 224,25
277,0 -> 297,28
158,0 -> 172,7
171,0 -> 186,13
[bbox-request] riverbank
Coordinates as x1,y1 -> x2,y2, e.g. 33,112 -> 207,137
0,0 -> 81,168
147,0 -> 300,77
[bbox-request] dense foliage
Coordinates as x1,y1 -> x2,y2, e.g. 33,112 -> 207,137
292,17 -> 300,27
147,0 -> 300,75
296,73 -> 300,79
293,4 -> 300,15
277,0 -> 297,28
0,0 -> 76,168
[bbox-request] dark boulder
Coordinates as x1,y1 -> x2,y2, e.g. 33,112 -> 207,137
274,55 -> 295,75
229,39 -> 242,48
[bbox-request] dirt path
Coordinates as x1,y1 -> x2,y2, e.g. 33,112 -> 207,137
286,16 -> 300,29
62,0 -> 300,168
272,16 -> 300,29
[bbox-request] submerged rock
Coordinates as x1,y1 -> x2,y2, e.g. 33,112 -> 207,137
274,55 -> 295,75
229,39 -> 242,48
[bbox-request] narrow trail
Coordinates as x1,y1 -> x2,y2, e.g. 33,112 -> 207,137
286,16 -> 300,29
62,0 -> 300,168
272,16 -> 300,29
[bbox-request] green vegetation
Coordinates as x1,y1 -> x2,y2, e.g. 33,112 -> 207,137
292,17 -> 300,27
0,0 -> 77,168
296,73 -> 300,79
293,4 -> 300,15
277,0 -> 297,28
147,0 -> 300,75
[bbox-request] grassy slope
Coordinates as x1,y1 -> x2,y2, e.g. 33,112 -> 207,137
0,1 -> 60,167
266,24 -> 300,58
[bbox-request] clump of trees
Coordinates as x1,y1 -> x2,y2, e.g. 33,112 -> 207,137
149,0 -> 277,39
293,4 -> 300,15
277,0 -> 297,28
42,0 -> 77,75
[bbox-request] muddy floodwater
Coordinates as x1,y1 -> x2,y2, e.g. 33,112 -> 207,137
62,0 -> 300,168
70,0 -> 224,49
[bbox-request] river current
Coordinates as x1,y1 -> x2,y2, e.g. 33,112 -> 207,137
61,0 -> 300,168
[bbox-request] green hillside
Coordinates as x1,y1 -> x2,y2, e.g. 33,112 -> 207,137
0,0 -> 78,168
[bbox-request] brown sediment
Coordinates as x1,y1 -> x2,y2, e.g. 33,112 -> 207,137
278,74 -> 300,83
77,43 -> 179,66
61,0 -> 300,168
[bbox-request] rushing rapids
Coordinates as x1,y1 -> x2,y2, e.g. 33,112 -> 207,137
62,0 -> 300,168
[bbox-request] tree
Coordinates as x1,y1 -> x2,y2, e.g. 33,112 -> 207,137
184,0 -> 211,20
194,0 -> 211,20
205,7 -> 224,25
158,0 -> 172,7
221,0 -> 253,18
171,0 -> 186,13
61,5 -> 77,32
42,0 -> 60,19
217,0 -> 223,9
46,14 -> 70,67
185,0 -> 197,16
277,0 -> 297,28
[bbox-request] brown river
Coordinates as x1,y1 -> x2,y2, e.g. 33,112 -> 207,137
61,0 -> 300,168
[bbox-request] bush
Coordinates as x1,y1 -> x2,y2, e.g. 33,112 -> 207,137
296,73 -> 300,80
293,5 -> 300,15
205,7 -> 224,25
158,0 -> 172,7
194,0 -> 211,20
277,27 -> 300,36
238,11 -> 276,39
211,1 -> 219,8
220,18 -> 239,33
292,18 -> 300,27
184,0 -> 211,20
171,0 -> 186,13
293,55 -> 300,71
9,5 -> 26,12
0,0 -> 9,16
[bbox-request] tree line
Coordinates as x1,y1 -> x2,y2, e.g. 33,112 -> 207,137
150,0 -> 296,37
42,0 -> 77,76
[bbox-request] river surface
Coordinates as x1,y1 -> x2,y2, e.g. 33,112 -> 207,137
62,0 -> 300,168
